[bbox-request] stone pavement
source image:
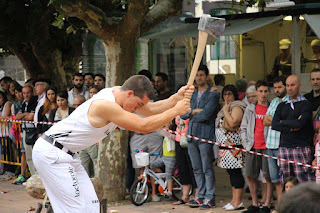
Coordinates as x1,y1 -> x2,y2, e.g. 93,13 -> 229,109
0,167 -> 266,213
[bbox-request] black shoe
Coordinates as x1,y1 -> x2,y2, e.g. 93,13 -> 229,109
241,205 -> 260,213
260,206 -> 271,213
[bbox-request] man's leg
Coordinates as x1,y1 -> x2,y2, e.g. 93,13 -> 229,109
33,139 -> 99,213
267,149 -> 282,200
199,142 -> 215,201
188,140 -> 205,199
279,147 -> 291,185
247,177 -> 259,206
87,144 -> 99,177
80,148 -> 92,177
22,132 -> 36,175
293,147 -> 315,183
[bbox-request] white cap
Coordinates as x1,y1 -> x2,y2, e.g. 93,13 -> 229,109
279,39 -> 291,49
311,39 -> 320,47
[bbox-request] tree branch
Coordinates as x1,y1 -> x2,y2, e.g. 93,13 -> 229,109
140,0 -> 183,34
119,0 -> 149,37
60,0 -> 120,39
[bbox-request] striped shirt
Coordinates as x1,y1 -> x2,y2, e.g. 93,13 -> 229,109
266,95 -> 289,149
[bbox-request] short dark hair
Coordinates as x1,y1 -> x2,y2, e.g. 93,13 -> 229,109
198,65 -> 209,76
311,68 -> 320,73
214,74 -> 225,85
155,72 -> 168,82
95,74 -> 106,82
277,182 -> 320,213
25,78 -> 35,86
138,69 -> 153,81
273,75 -> 287,86
57,90 -> 68,100
255,80 -> 269,90
14,84 -> 23,93
222,85 -> 238,100
0,76 -> 13,84
84,73 -> 94,79
73,73 -> 84,79
121,75 -> 155,100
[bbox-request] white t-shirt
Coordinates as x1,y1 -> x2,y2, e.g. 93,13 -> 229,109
45,88 -> 117,152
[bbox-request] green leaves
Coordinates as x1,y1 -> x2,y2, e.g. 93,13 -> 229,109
66,25 -> 75,34
52,14 -> 65,29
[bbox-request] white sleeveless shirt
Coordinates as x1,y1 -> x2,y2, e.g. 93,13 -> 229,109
45,88 -> 117,152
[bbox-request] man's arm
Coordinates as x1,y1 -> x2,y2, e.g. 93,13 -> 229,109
88,99 -> 191,134
240,108 -> 250,150
190,92 -> 219,123
271,104 -> 291,133
136,85 -> 194,116
280,102 -> 312,129
263,114 -> 273,127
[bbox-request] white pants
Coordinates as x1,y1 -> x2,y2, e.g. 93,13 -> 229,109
32,138 -> 99,213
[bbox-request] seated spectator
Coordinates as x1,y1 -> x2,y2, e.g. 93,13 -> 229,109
48,91 -> 74,122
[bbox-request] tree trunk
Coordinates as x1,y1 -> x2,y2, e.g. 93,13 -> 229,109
103,36 -> 137,86
96,129 -> 129,201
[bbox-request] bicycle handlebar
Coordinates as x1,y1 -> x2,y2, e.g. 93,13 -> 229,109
135,149 -> 160,156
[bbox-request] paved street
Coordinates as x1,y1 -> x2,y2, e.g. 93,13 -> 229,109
0,166 -> 267,213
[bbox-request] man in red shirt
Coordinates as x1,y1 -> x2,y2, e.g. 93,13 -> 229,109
240,80 -> 272,213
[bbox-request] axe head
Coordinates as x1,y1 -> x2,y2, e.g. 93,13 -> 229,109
198,15 -> 226,40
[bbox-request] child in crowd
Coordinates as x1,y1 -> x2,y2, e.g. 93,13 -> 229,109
272,177 -> 299,213
151,120 -> 176,198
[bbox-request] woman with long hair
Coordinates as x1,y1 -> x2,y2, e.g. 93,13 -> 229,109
48,90 -> 74,123
37,86 -> 58,136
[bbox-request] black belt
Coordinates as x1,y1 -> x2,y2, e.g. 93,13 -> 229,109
42,134 -> 76,156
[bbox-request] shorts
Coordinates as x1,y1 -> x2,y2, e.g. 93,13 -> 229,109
245,149 -> 270,179
267,149 -> 280,183
150,156 -> 176,181
130,132 -> 163,168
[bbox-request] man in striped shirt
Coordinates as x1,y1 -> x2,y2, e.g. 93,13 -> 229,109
263,76 -> 288,200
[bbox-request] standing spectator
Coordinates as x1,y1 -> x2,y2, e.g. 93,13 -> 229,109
68,73 -> 89,106
215,85 -> 246,211
272,75 -> 315,184
73,95 -> 86,108
94,74 -> 106,90
304,69 -> 320,145
263,76 -> 289,201
240,80 -> 272,213
37,87 -> 57,136
235,78 -> 248,100
34,79 -> 49,128
8,80 -> 19,102
243,85 -> 257,106
0,91 -> 12,175
182,65 -> 220,209
15,86 -> 37,175
214,74 -> 225,102
49,91 -> 75,123
12,85 -> 27,184
155,72 -> 172,100
0,76 -> 13,101
84,73 -> 95,89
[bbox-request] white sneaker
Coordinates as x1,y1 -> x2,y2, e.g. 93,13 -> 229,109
152,195 -> 161,202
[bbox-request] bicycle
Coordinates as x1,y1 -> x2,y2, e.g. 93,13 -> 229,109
129,151 -> 193,206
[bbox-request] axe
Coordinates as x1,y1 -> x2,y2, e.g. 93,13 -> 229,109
187,15 -> 226,86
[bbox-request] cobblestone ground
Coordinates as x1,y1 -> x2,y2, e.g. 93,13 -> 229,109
0,166 -> 275,213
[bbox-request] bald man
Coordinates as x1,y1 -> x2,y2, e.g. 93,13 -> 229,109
272,75 -> 315,185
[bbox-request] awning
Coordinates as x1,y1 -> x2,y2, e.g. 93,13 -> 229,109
141,15 -> 284,39
303,14 -> 320,39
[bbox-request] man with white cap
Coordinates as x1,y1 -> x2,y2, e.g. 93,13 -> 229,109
307,39 -> 320,69
272,39 -> 292,77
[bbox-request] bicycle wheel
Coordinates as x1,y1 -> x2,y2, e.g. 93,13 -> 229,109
129,178 -> 150,206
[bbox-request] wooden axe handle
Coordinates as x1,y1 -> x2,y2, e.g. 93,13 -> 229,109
187,30 -> 208,86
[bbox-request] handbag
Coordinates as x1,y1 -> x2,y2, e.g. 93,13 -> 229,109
25,128 -> 38,145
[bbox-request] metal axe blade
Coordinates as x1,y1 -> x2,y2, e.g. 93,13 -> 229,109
198,15 -> 226,40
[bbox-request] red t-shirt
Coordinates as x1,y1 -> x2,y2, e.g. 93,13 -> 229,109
253,104 -> 268,149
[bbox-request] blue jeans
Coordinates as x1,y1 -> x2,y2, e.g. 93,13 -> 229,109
267,149 -> 280,183
188,139 -> 215,200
